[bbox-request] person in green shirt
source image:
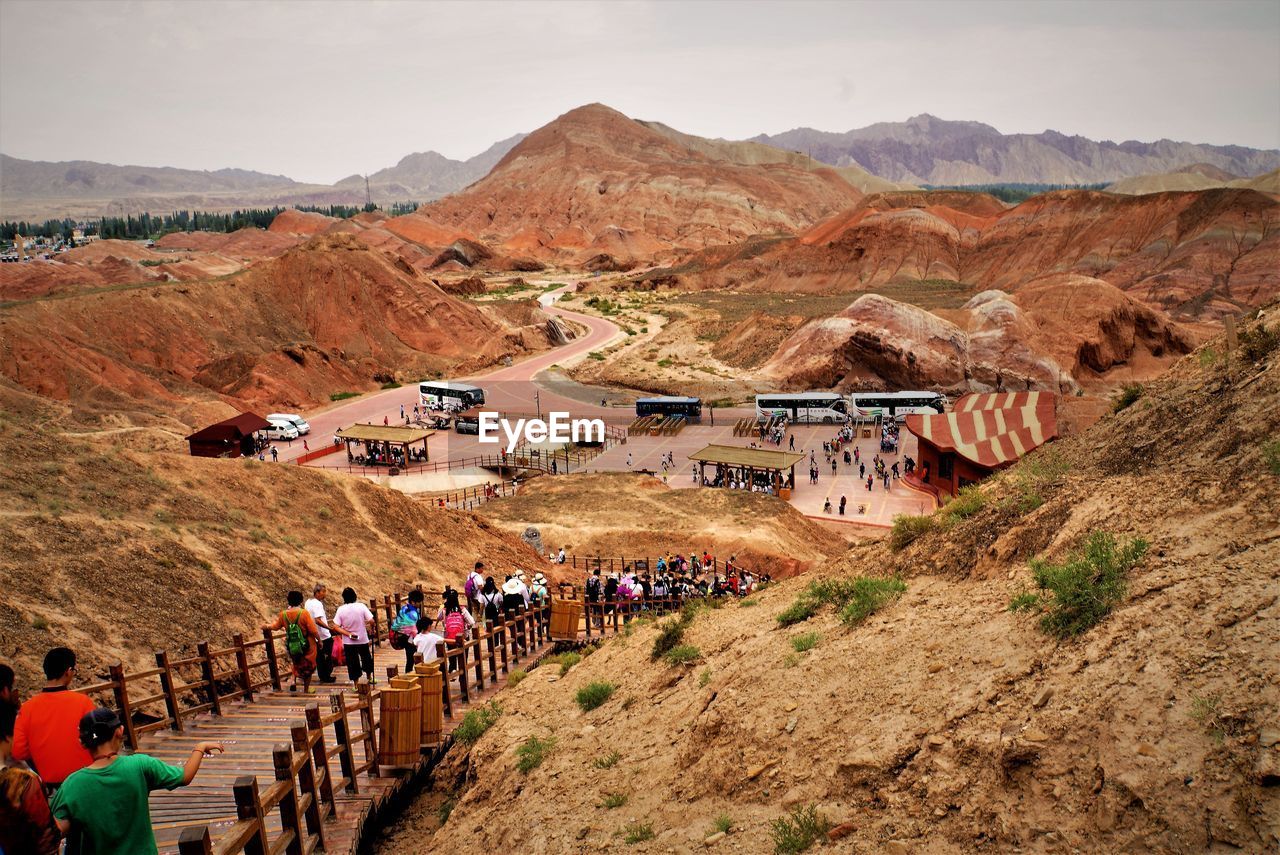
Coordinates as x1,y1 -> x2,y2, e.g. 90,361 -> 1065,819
51,708 -> 223,855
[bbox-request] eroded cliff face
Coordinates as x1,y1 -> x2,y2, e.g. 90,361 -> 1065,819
758,276 -> 1194,393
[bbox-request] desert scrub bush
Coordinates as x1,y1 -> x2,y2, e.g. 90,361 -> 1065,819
1239,321 -> 1278,362
30,614 -> 49,631
1013,532 -> 1149,638
739,597 -> 758,607
593,750 -> 622,769
379,380 -> 401,389
329,391 -> 360,401
663,644 -> 701,666
770,804 -> 830,854
838,576 -> 908,627
515,735 -> 556,773
453,701 -> 502,745
576,680 -> 616,712
1264,439 -> 1280,475
650,617 -> 687,660
1111,383 -> 1144,413
790,632 -> 820,653
545,651 -> 582,676
437,797 -> 455,826
600,791 -> 628,808
621,821 -> 655,844
941,485 -> 986,521
698,668 -> 712,687
782,653 -> 799,668
890,513 -> 935,551
711,814 -> 733,835
507,669 -> 527,687
775,598 -> 817,627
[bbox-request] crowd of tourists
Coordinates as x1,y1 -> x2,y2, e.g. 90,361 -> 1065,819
0,652 -> 223,854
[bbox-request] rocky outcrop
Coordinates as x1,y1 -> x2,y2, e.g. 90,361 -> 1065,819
760,278 -> 1193,393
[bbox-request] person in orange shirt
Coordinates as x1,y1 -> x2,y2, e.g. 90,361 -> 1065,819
262,591 -> 320,694
13,647 -> 96,789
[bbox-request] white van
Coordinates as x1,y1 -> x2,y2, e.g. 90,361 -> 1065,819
264,420 -> 299,441
267,413 -> 310,435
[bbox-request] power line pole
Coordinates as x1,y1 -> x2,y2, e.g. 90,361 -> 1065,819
365,175 -> 372,208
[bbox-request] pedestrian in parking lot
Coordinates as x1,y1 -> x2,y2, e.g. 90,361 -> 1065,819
302,439 -> 309,453
271,447 -> 278,462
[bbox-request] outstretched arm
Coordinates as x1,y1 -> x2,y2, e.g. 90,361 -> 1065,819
182,742 -> 224,785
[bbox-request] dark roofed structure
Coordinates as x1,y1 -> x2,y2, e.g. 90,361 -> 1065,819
185,412 -> 272,458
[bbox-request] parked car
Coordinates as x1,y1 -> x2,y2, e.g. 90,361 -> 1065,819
267,413 -> 310,435
263,421 -> 299,441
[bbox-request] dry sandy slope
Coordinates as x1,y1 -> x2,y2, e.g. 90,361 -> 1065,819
389,316 -> 1280,853
0,383 -> 546,693
478,472 -> 848,577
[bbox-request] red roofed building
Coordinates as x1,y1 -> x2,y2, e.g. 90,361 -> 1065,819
903,392 -> 1058,499
185,412 -> 272,458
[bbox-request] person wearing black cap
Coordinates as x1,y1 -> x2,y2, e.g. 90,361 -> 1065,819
51,708 -> 223,854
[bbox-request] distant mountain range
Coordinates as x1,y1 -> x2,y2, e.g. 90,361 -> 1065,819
3,110 -> 1277,221
0,137 -> 525,221
751,114 -> 1280,186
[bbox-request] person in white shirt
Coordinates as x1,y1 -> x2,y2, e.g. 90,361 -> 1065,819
304,583 -> 338,684
516,572 -> 532,608
411,617 -> 446,664
556,547 -> 566,564
332,587 -> 374,684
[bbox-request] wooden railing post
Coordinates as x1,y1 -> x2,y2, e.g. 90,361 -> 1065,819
197,641 -> 222,717
496,624 -> 509,675
305,704 -> 336,818
369,599 -> 382,647
472,636 -> 485,690
272,744 -> 305,855
233,633 -> 254,703
232,775 -> 270,855
486,629 -> 498,678
108,664 -> 139,749
155,650 -> 183,732
262,628 -> 282,691
330,693 -> 359,794
177,826 -> 213,855
357,681 -> 379,777
507,617 -> 520,665
290,722 -> 327,851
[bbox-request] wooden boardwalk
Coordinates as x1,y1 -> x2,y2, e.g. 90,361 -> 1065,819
72,589 -> 680,855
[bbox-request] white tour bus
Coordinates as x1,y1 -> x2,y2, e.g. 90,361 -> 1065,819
755,392 -> 850,424
418,381 -> 486,411
849,391 -> 946,421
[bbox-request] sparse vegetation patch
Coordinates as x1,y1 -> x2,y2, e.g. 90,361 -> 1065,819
1009,532 -> 1149,638
454,701 -> 502,745
515,735 -> 556,773
576,680 -> 616,712
890,514 -> 935,551
770,804 -> 830,854
1112,383 -> 1144,413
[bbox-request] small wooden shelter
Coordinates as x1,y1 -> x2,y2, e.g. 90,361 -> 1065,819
185,412 -> 272,458
336,423 -> 434,466
688,444 -> 804,493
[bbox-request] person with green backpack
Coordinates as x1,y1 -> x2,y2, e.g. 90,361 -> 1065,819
262,591 -> 320,694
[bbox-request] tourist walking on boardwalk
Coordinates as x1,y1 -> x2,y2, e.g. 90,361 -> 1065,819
305,583 -> 337,685
333,587 -> 376,684
0,699 -> 58,855
391,590 -> 426,672
13,647 -> 96,790
262,591 -> 320,694
839,495 -> 847,515
412,617 -> 445,665
478,576 -> 504,626
51,708 -> 223,855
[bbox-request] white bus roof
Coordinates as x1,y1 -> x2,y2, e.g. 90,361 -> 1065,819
756,392 -> 844,400
419,381 -> 484,392
850,391 -> 941,399
637,396 -> 701,404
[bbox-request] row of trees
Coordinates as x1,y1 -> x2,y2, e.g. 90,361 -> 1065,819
921,182 -> 1109,203
1,201 -> 421,242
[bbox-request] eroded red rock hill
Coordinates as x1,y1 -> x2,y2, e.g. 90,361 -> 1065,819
384,103 -> 865,267
0,234 -> 560,420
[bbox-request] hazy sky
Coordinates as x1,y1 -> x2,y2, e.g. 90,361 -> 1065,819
1,0 -> 1277,184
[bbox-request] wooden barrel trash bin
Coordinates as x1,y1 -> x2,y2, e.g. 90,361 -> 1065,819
379,685 -> 422,769
414,661 -> 444,746
549,598 -> 583,642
